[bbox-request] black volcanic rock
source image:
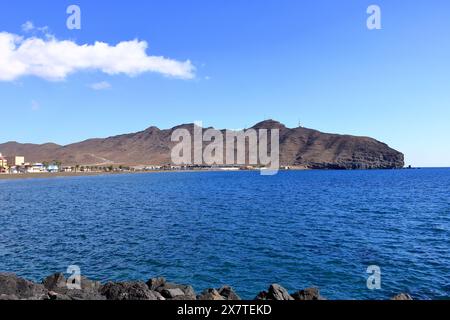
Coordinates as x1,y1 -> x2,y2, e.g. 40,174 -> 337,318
100,282 -> 164,300
197,288 -> 225,300
146,277 -> 167,290
197,286 -> 241,300
218,286 -> 241,300
0,273 -> 48,300
256,284 -> 294,301
155,282 -> 196,300
268,284 -> 294,300
291,287 -> 325,300
0,273 -> 419,301
42,273 -> 104,300
391,293 -> 413,300
0,120 -> 404,169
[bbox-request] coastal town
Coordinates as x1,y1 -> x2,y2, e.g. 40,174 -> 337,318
0,153 -> 83,174
0,152 -> 167,174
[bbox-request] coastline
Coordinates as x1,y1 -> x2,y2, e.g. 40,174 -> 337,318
0,171 -> 132,181
0,168 -> 309,181
0,166 -> 427,181
0,273 -> 412,301
0,170 -> 240,181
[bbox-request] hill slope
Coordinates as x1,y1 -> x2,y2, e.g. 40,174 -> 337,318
0,120 -> 404,169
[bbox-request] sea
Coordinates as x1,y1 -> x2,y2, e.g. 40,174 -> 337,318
0,169 -> 449,299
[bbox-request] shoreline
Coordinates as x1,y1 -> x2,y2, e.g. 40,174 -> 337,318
0,273 -> 412,301
0,171 -> 134,181
0,167 -> 438,181
0,168 -> 306,181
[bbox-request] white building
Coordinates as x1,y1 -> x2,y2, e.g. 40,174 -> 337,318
6,156 -> 25,166
27,163 -> 46,173
0,153 -> 7,173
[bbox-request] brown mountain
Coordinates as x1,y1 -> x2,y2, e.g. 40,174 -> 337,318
0,120 -> 404,169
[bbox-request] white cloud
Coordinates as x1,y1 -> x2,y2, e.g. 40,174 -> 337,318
20,22 -> 51,41
89,81 -> 111,90
21,21 -> 35,32
0,32 -> 195,82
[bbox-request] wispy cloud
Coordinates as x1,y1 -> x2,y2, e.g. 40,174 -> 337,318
89,81 -> 112,90
0,28 -> 195,82
21,21 -> 35,32
21,21 -> 50,35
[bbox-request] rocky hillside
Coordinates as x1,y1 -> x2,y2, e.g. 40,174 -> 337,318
0,120 -> 404,169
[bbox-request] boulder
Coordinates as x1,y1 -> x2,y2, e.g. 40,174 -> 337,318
255,290 -> 269,300
160,288 -> 185,299
256,284 -> 294,300
197,289 -> 225,300
291,288 -> 325,300
42,273 -> 67,290
100,282 -> 164,300
0,273 -> 48,300
218,286 -> 241,300
268,284 -> 294,300
198,286 -> 241,300
0,294 -> 19,300
146,277 -> 166,291
47,291 -> 72,301
42,273 -> 104,300
391,293 -> 413,300
155,282 -> 196,300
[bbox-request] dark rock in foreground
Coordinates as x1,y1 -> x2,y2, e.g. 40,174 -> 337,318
291,287 -> 325,300
43,273 -> 105,300
217,286 -> 241,300
391,293 -> 413,301
255,284 -> 325,301
256,284 -> 295,301
0,273 -> 413,301
197,286 -> 241,300
101,282 -> 164,300
0,273 -> 48,300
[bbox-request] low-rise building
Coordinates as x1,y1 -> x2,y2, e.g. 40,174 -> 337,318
0,153 -> 7,172
144,165 -> 162,171
47,164 -> 60,173
5,156 -> 25,167
27,163 -> 46,173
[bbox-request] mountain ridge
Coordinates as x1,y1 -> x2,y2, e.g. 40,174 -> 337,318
0,120 -> 404,169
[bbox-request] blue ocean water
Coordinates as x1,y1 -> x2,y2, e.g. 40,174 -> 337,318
0,169 -> 449,300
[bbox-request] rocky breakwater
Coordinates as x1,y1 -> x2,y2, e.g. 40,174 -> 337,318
0,273 -> 412,301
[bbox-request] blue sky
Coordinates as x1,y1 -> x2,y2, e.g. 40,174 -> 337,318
0,0 -> 449,167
